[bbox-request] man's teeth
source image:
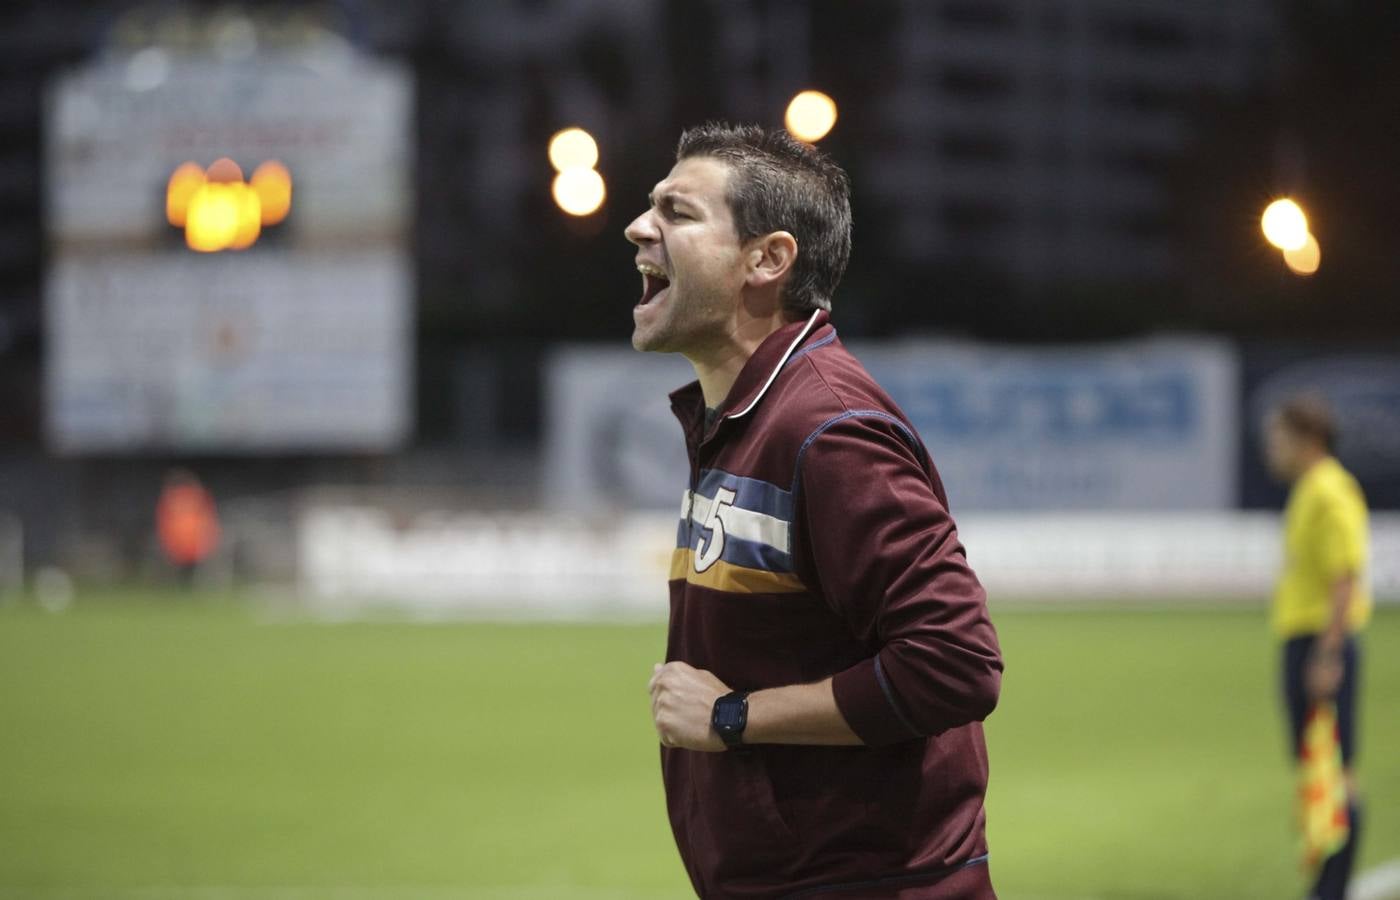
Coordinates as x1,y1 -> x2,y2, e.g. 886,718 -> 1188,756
636,262 -> 671,306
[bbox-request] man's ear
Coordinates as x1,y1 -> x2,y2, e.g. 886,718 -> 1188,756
745,231 -> 798,290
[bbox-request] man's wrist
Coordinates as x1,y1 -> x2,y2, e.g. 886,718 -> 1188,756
711,691 -> 750,749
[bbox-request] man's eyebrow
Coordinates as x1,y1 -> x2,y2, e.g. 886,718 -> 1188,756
648,189 -> 698,209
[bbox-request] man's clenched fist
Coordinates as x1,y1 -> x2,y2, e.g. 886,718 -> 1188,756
649,661 -> 731,752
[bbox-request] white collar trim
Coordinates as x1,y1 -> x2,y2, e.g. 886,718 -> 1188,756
724,309 -> 823,421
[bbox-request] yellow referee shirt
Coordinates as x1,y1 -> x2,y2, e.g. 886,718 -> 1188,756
1273,456 -> 1372,638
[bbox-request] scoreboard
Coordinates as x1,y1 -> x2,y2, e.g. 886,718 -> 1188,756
44,53 -> 413,453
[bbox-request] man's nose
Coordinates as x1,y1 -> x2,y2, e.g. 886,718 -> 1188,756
624,209 -> 658,247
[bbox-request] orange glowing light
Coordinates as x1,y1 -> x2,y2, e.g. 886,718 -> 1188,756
185,183 -> 241,252
166,162 -> 206,227
205,157 -> 244,184
228,184 -> 262,250
1284,233 -> 1322,276
168,158 -> 292,251
250,160 -> 292,226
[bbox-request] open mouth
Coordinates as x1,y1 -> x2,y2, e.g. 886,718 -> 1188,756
637,263 -> 671,307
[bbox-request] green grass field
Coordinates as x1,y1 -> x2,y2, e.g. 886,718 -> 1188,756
0,591 -> 1394,899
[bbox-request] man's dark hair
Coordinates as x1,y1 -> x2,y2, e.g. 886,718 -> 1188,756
1276,392 -> 1337,453
676,122 -> 851,316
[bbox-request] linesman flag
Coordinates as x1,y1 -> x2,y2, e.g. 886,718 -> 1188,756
1298,702 -> 1350,870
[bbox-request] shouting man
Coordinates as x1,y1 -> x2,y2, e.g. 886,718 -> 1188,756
629,123 -> 1003,899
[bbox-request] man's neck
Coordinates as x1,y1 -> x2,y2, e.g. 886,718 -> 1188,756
1293,448 -> 1330,482
687,310 -> 795,410
690,341 -> 756,411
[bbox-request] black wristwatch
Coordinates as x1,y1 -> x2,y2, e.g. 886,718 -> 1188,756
711,691 -> 750,749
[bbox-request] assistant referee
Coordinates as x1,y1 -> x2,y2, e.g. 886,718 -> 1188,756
1264,394 -> 1370,900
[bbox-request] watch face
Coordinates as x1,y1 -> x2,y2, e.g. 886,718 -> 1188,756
714,696 -> 746,730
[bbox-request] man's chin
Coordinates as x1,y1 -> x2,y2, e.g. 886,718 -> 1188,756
631,323 -> 673,353
632,335 -> 672,353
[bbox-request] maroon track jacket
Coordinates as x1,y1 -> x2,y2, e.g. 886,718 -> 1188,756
662,310 -> 1003,899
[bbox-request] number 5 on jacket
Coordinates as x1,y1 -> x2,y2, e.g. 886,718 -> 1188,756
694,487 -> 736,573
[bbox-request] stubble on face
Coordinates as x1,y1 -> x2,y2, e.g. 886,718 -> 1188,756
631,274 -> 728,353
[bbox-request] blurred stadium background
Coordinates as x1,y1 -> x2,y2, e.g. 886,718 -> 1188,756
0,1 -> 1398,898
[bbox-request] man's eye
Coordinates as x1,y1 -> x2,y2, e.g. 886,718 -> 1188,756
671,209 -> 691,220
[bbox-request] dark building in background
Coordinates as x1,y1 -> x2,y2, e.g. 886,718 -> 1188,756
866,1 -> 1278,293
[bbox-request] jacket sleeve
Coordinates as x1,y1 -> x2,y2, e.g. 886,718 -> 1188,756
795,412 -> 1003,747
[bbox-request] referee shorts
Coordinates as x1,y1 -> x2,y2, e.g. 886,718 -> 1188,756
1282,633 -> 1360,766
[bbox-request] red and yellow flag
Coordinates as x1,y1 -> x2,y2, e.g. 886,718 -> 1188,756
1298,702 -> 1350,870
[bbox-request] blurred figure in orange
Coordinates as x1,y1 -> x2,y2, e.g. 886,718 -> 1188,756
156,469 -> 221,587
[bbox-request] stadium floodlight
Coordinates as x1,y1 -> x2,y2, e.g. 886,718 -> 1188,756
1261,198 -> 1310,252
785,90 -> 838,143
548,127 -> 600,173
552,167 -> 606,217
1283,232 -> 1322,276
547,127 -> 605,217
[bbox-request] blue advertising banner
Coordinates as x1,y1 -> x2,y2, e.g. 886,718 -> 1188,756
546,335 -> 1239,513
1240,344 -> 1400,510
855,337 -> 1238,510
